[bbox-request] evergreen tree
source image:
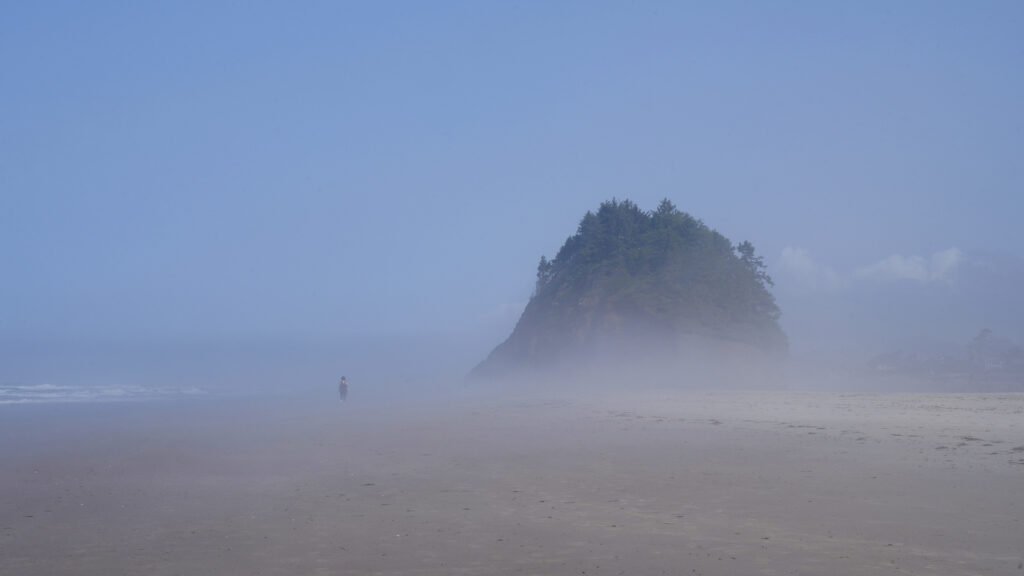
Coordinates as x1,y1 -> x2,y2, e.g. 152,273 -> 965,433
473,199 -> 787,379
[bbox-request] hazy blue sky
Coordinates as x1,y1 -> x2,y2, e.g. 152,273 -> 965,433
3,2 -> 1022,355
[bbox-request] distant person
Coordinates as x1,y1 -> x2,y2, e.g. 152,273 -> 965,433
338,376 -> 349,403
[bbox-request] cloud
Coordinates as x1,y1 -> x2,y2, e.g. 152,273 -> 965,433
777,247 -> 963,293
929,247 -> 962,280
855,248 -> 962,283
855,254 -> 929,282
778,247 -> 843,292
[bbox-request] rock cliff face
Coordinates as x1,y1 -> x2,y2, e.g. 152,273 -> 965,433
471,199 -> 787,384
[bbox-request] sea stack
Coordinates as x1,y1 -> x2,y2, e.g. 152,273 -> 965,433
471,199 -> 787,386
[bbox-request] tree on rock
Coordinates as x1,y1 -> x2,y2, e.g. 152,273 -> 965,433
471,199 -> 787,383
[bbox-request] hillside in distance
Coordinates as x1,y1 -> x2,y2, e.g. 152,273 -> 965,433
472,199 -> 787,385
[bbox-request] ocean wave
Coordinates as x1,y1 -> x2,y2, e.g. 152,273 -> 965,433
0,383 -> 207,405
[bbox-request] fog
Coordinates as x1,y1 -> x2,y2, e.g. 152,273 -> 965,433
4,2 -> 1024,574
0,333 -> 493,407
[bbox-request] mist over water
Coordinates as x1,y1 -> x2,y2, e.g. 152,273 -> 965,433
3,319 -> 1019,408
0,334 -> 489,407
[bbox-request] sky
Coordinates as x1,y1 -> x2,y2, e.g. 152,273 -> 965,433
3,2 -> 1023,365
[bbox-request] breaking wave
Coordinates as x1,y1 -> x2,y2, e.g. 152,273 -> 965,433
0,382 -> 207,405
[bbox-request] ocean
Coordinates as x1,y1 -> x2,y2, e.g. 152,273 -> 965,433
0,382 -> 207,405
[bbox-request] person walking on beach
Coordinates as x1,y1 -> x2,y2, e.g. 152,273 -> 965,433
338,376 -> 349,403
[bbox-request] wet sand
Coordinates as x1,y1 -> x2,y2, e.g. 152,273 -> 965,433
2,390 -> 1023,575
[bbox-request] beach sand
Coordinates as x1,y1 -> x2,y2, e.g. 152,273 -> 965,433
2,389 -> 1023,575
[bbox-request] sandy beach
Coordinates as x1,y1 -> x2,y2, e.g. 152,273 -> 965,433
2,389 -> 1023,575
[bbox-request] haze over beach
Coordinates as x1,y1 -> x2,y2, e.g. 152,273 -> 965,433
2,2 -> 1023,575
